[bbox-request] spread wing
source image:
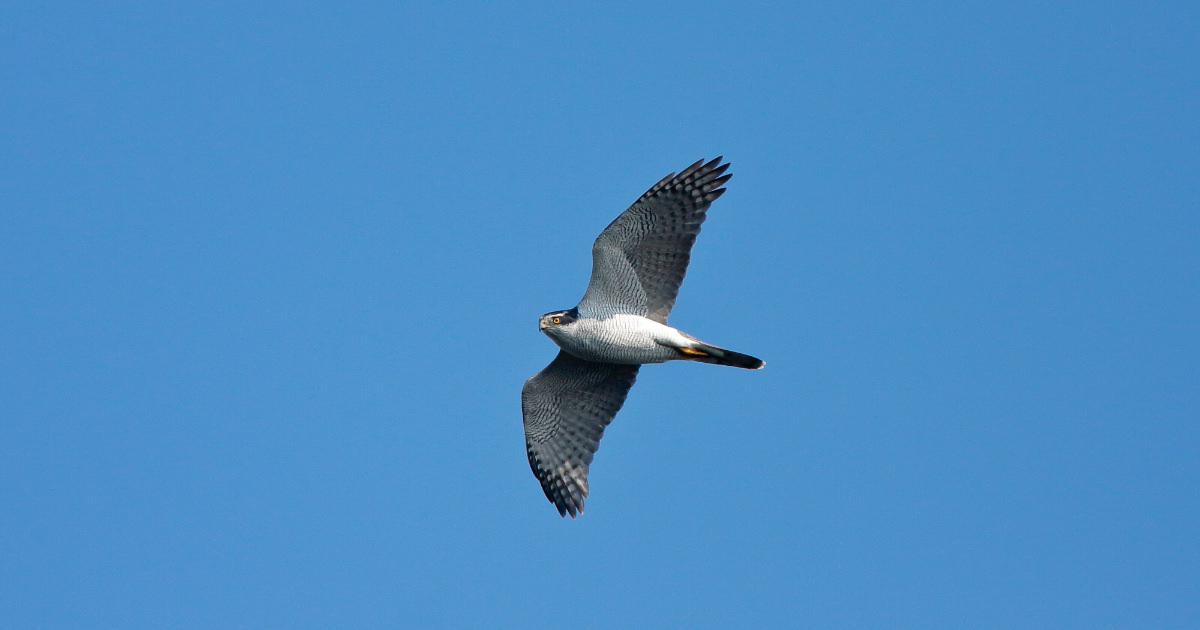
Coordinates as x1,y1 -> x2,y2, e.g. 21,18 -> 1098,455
521,350 -> 640,517
578,157 -> 731,323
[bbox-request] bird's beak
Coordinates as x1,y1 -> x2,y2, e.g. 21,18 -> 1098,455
538,317 -> 547,331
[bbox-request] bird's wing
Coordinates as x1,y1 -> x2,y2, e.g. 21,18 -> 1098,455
522,350 -> 640,517
578,157 -> 731,324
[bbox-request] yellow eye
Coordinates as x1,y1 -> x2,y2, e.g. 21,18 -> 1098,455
552,317 -> 561,324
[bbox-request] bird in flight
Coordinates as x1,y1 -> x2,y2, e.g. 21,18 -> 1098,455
522,157 -> 763,517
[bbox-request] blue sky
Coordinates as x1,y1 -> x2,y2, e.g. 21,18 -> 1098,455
2,2 -> 1197,628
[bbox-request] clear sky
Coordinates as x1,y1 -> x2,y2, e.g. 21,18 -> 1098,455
2,2 -> 1197,628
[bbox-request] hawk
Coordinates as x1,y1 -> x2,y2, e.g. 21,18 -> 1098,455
522,157 -> 764,517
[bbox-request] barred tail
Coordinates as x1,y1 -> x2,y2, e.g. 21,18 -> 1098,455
679,341 -> 765,370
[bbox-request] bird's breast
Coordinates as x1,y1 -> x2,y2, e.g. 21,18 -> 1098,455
549,314 -> 682,364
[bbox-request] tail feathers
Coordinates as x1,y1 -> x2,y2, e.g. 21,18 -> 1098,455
681,342 -> 765,370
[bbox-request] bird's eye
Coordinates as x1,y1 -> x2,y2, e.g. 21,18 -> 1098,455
552,317 -> 561,324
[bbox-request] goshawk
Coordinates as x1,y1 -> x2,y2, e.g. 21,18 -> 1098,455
522,157 -> 763,517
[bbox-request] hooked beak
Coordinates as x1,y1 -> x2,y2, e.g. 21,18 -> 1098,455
538,317 -> 547,331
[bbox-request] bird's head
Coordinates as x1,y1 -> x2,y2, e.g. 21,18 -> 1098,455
538,307 -> 579,334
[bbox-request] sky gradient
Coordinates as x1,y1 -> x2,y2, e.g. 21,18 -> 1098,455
2,2 -> 1198,628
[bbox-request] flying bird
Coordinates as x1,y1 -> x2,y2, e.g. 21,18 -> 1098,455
522,157 -> 763,517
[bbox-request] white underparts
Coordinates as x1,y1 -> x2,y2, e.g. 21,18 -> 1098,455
545,313 -> 699,364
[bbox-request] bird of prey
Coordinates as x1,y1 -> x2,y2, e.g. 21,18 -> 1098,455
522,157 -> 763,517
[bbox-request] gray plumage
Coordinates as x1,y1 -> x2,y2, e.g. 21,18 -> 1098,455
521,351 -> 639,518
522,158 -> 763,518
578,158 -> 731,323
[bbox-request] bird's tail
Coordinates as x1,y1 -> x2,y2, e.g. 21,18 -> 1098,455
677,339 -> 765,370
